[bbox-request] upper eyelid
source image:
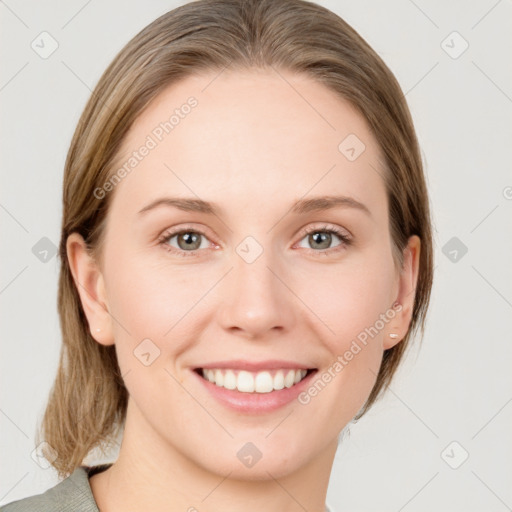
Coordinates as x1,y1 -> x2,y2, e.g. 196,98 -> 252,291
159,224 -> 216,244
300,223 -> 350,236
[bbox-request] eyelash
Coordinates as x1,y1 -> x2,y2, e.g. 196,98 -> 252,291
157,223 -> 352,258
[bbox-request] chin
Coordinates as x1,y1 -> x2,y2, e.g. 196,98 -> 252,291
193,440 -> 313,481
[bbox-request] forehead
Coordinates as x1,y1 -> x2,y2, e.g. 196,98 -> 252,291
108,68 -> 386,219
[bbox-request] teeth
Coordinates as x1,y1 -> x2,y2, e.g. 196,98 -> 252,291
201,368 -> 308,393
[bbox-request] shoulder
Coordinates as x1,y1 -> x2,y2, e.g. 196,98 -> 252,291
0,465 -> 105,512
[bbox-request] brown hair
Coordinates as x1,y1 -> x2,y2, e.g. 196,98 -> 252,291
37,0 -> 434,479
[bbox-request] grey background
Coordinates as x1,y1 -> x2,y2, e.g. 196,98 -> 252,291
1,0 -> 511,510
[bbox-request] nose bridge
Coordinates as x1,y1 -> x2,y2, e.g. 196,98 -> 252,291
217,233 -> 295,336
235,236 -> 276,293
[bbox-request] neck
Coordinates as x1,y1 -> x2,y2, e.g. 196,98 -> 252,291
89,398 -> 337,512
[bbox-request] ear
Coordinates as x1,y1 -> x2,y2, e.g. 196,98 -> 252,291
383,234 -> 421,350
66,232 -> 115,346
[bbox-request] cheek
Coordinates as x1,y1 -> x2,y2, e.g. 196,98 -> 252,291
104,256 -> 203,407
295,259 -> 392,426
304,250 -> 396,351
106,251 -> 210,341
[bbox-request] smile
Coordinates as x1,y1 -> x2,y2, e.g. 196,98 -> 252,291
195,368 -> 314,393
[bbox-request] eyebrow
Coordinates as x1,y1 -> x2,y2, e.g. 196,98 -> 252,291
137,195 -> 371,218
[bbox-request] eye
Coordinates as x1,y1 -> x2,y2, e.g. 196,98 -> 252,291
157,223 -> 352,258
158,227 -> 215,257
295,224 -> 352,255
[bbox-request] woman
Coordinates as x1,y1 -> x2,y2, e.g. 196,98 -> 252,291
1,0 -> 433,510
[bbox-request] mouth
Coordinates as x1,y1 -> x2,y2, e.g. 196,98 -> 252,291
193,367 -> 317,394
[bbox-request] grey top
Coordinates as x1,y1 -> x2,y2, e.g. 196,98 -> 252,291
0,464 -> 111,512
1,463 -> 333,511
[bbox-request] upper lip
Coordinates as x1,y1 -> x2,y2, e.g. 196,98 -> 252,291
194,360 -> 316,371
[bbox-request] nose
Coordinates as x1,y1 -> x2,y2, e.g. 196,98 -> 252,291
216,244 -> 297,340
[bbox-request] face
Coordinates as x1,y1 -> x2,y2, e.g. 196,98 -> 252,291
69,68 -> 419,480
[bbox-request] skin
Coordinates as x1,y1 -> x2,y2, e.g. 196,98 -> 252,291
67,68 -> 420,512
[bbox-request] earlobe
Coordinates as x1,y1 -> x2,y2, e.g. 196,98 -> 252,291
383,235 -> 421,350
66,232 -> 115,346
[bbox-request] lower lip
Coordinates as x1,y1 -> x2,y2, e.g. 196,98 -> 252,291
191,369 -> 317,414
